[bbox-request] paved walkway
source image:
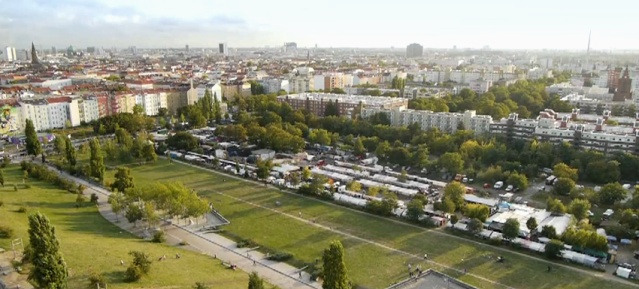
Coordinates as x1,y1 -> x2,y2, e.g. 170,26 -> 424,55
172,159 -> 639,288
46,165 -> 320,289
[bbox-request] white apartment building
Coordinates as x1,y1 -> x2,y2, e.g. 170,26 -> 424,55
196,82 -> 223,101
78,96 -> 100,123
39,79 -> 73,90
135,92 -> 168,116
4,46 -> 17,62
20,99 -> 52,131
289,76 -> 314,93
259,78 -> 290,94
361,107 -> 492,135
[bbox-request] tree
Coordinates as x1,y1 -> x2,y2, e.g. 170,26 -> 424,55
502,218 -> 520,240
553,177 -> 575,196
125,203 -> 144,225
597,182 -> 626,205
64,137 -> 76,167
540,225 -> 558,239
568,199 -> 591,220
129,250 -> 152,274
464,204 -> 490,222
27,212 -> 68,289
324,101 -> 340,117
302,166 -> 311,180
467,218 -> 484,235
586,160 -> 620,184
166,131 -> 199,151
248,272 -> 265,289
546,198 -> 566,215
108,191 -> 125,221
256,159 -> 273,180
54,134 -> 66,155
544,239 -> 564,259
507,172 -> 528,190
25,119 -> 42,156
526,217 -> 538,233
443,182 -> 466,209
406,199 -> 424,222
89,138 -> 105,181
75,193 -> 86,207
353,138 -> 365,156
345,181 -> 362,192
111,167 -> 134,192
438,152 -> 464,174
142,143 -> 157,162
553,163 -> 578,181
322,240 -> 349,289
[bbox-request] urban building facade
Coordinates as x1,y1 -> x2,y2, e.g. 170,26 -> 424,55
278,93 -> 407,117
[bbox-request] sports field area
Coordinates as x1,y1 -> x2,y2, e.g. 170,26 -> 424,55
109,159 -> 637,289
0,165 -> 252,289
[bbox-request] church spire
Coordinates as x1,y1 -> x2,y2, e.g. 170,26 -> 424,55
31,42 -> 40,65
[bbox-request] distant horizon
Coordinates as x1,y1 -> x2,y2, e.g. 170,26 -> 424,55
3,0 -> 639,51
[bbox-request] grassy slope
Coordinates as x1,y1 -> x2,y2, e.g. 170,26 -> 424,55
112,159 -> 636,289
0,165 -> 250,289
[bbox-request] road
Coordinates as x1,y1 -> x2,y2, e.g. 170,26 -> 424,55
45,164 -> 320,289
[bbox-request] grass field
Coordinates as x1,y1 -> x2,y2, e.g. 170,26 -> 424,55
0,165 -> 252,289
108,159 -> 638,289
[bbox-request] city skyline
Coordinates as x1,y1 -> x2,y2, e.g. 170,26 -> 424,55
2,0 -> 639,51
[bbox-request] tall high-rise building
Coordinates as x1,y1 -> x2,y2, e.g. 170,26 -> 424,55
185,44 -> 189,52
4,46 -> 17,62
51,46 -> 56,55
406,43 -> 423,58
613,66 -> 632,101
219,43 -> 228,55
607,67 -> 622,93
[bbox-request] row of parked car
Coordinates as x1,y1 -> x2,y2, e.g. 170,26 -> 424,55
483,181 -> 520,192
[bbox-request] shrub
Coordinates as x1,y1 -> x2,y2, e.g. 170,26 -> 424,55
23,184 -> 31,189
0,225 -> 13,238
236,238 -> 257,248
22,246 -> 32,264
124,265 -> 142,282
266,251 -> 293,261
17,206 -> 26,213
129,251 -> 151,274
88,271 -> 106,287
90,193 -> 99,204
152,231 -> 166,243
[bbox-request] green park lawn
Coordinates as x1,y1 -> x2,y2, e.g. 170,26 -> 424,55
107,158 -> 638,289
0,165 -> 251,289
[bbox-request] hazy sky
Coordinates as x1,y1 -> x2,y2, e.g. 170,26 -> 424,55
1,0 -> 638,50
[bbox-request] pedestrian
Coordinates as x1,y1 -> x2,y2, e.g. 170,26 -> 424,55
176,253 -> 181,259
424,253 -> 428,260
213,254 -> 217,259
299,271 -> 302,278
408,263 -> 412,270
253,260 -> 256,265
464,268 -> 467,274
120,260 -> 124,266
547,265 -> 551,272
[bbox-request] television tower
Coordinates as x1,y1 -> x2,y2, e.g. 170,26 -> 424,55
587,30 -> 591,55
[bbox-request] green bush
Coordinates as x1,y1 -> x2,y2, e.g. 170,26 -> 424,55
17,206 -> 27,213
124,265 -> 142,282
88,271 -> 106,287
151,231 -> 166,243
0,225 -> 13,238
0,200 -> 4,207
236,238 -> 257,248
266,251 -> 293,261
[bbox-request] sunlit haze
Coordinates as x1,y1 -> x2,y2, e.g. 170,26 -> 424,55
2,0 -> 639,50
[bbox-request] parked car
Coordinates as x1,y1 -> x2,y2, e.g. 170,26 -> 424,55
494,181 -> 504,189
505,185 -> 513,192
